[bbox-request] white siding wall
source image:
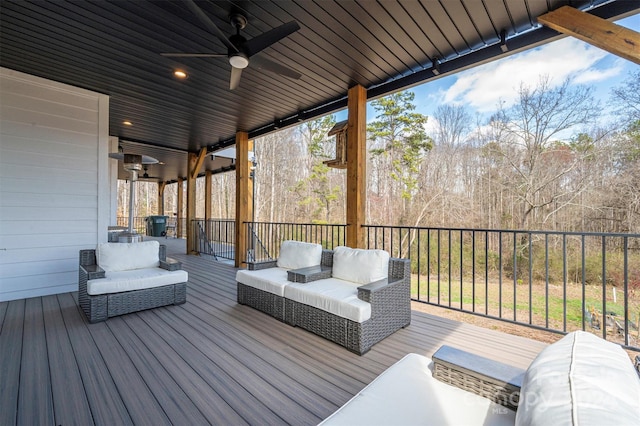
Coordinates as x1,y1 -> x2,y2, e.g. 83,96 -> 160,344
0,68 -> 110,302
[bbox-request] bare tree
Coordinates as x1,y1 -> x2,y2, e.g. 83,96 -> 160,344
253,128 -> 304,222
433,104 -> 471,146
611,70 -> 640,126
488,76 -> 600,229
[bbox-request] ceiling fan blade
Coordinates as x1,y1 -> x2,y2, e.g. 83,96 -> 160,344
230,66 -> 243,90
251,55 -> 301,80
160,53 -> 227,57
184,0 -> 239,54
245,21 -> 300,57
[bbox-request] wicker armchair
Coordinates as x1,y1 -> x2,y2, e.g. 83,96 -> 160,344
78,243 -> 187,323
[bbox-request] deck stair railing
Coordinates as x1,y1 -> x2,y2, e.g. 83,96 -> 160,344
245,222 -> 347,263
193,220 -> 217,260
363,225 -> 640,350
192,219 -> 236,260
247,224 -> 271,262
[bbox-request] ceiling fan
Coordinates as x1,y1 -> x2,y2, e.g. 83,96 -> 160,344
138,165 -> 162,182
161,0 -> 301,90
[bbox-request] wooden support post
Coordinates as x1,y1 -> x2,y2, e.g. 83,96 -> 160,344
177,177 -> 183,239
538,6 -> 640,65
234,132 -> 253,267
187,148 -> 207,254
346,84 -> 367,249
205,169 -> 212,240
157,182 -> 166,215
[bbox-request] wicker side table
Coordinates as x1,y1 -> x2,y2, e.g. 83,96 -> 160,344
432,345 -> 525,411
287,265 -> 332,283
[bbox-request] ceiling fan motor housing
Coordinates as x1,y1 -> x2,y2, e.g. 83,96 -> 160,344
229,13 -> 247,30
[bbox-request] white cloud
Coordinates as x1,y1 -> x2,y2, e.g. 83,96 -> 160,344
573,59 -> 625,84
424,116 -> 439,136
441,37 -> 618,113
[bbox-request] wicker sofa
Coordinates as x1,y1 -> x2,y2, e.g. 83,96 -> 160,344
320,331 -> 640,425
78,240 -> 188,323
236,241 -> 411,355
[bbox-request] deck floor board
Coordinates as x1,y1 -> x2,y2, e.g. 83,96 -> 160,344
0,300 -> 25,426
20,298 -> 54,425
42,295 -> 94,425
105,315 -> 212,425
0,249 -> 547,425
57,292 -> 133,425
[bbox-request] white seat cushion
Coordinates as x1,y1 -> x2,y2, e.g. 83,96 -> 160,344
88,268 -> 188,295
516,330 -> 640,426
284,278 -> 371,323
320,353 -> 516,426
332,246 -> 389,284
235,267 -> 290,297
277,240 -> 323,269
96,240 -> 160,272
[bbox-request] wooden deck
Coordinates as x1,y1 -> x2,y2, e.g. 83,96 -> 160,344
0,247 -> 547,426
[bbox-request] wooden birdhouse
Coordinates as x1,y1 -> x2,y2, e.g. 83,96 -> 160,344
323,120 -> 348,169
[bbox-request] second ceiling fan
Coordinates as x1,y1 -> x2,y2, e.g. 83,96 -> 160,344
162,0 -> 301,90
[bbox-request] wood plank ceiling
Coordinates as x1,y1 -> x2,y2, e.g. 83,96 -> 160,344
1,0 -> 638,182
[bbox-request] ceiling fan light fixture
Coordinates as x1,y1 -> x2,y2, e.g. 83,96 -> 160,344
229,53 -> 249,69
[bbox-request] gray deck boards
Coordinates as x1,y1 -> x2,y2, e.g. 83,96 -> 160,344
0,249 -> 547,426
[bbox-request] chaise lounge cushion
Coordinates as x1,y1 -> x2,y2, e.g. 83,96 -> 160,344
87,267 -> 188,296
276,240 -> 323,270
284,278 -> 372,323
96,240 -> 160,272
516,330 -> 640,426
320,353 -> 515,426
236,267 -> 290,297
332,246 -> 389,284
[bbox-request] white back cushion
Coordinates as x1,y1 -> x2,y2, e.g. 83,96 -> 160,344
516,330 -> 640,426
96,240 -> 160,272
332,246 -> 389,284
276,240 -> 322,269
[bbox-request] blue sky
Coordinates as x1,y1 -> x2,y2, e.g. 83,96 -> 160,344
340,13 -> 639,129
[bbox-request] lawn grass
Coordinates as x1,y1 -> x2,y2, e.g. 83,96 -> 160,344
410,274 -> 640,341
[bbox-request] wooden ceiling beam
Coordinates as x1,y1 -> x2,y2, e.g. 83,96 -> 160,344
538,5 -> 640,65
190,147 -> 208,180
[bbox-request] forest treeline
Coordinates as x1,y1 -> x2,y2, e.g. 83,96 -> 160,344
120,71 -> 640,234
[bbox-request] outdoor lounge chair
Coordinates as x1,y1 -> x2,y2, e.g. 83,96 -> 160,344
321,331 -> 640,425
78,240 -> 187,323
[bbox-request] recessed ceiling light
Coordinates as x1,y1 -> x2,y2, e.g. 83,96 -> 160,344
174,70 -> 188,79
123,120 -> 133,126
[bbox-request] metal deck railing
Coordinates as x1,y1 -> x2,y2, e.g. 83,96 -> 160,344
188,220 -> 640,350
363,225 -> 640,350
